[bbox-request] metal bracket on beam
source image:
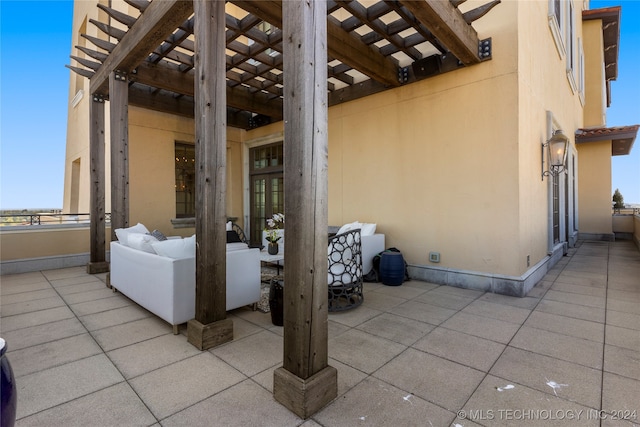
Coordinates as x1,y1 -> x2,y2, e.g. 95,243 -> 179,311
92,94 -> 105,103
114,70 -> 128,82
398,67 -> 409,84
478,38 -> 492,60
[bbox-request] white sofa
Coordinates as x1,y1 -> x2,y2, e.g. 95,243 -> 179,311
110,241 -> 261,333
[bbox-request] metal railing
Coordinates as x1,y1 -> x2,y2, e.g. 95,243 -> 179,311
613,207 -> 640,215
0,213 -> 111,226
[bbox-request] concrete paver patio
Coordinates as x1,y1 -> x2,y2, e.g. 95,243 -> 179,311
1,240 -> 639,426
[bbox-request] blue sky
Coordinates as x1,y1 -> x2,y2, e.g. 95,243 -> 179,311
0,0 -> 638,209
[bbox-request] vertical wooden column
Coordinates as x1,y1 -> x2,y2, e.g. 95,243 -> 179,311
273,0 -> 337,419
87,95 -> 109,274
187,0 -> 233,350
109,71 -> 129,241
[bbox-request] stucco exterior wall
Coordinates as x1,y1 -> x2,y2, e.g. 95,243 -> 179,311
0,226 -> 110,261
577,141 -> 613,235
582,20 -> 607,128
516,0 -> 584,262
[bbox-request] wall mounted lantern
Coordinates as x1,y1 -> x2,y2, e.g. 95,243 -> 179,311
542,129 -> 569,180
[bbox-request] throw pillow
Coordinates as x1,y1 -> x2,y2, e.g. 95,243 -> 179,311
337,221 -> 363,236
151,235 -> 196,259
226,230 -> 243,243
360,223 -> 377,236
114,223 -> 149,247
149,229 -> 168,241
128,233 -> 159,254
226,221 -> 233,231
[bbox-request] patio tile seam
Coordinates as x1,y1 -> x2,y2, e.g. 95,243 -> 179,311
150,373 -> 255,423
541,292 -> 607,310
11,346 -> 110,380
604,314 -> 640,331
600,243 -> 612,417
518,322 -> 605,344
506,341 -> 604,371
427,324 -> 513,347
407,334 -> 502,374
14,379 -> 134,423
4,328 -> 89,357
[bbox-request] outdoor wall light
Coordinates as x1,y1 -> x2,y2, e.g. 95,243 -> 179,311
542,129 -> 569,180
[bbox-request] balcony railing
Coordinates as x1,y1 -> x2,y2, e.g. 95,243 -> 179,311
0,213 -> 111,226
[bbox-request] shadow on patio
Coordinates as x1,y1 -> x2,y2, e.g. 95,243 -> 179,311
1,240 -> 639,426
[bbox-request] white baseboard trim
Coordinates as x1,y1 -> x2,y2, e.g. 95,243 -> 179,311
407,244 -> 565,297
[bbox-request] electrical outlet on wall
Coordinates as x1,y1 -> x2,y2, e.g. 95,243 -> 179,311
429,252 -> 440,263
527,255 -> 530,267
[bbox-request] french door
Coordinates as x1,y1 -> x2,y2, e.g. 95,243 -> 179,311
249,142 -> 284,244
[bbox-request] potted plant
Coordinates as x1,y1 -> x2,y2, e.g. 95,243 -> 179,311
265,213 -> 284,255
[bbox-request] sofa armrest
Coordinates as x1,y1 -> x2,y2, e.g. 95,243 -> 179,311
361,234 -> 385,274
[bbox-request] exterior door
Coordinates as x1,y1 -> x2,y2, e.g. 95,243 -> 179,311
249,142 -> 284,244
553,173 -> 560,244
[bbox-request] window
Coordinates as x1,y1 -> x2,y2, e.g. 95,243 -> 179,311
577,38 -> 585,104
566,0 -> 578,92
175,142 -> 195,218
548,0 -> 566,58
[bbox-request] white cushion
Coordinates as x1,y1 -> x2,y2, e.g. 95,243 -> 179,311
226,242 -> 249,252
128,233 -> 159,254
226,221 -> 233,231
360,223 -> 377,236
151,235 -> 196,259
337,221 -> 363,235
114,223 -> 150,247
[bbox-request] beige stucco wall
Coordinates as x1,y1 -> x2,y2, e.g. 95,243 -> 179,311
577,141 -> 613,234
126,108 -> 246,235
0,226 -> 110,261
582,20 -> 607,128
612,215 -> 634,233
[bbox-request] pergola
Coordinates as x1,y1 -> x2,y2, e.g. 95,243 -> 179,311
69,0 -> 499,418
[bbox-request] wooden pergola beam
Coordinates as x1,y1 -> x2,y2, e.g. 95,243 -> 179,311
230,0 -> 401,87
402,0 -> 482,65
90,0 -> 193,96
132,61 -> 284,119
128,85 -> 254,128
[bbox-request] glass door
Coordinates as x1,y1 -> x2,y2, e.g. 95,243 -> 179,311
249,142 -> 284,244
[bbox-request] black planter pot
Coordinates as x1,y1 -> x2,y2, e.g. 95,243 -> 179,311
0,338 -> 17,427
269,279 -> 284,326
267,243 -> 279,255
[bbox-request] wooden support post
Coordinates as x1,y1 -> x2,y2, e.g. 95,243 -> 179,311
87,95 -> 109,274
273,0 -> 337,419
187,0 -> 232,351
109,71 -> 129,241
